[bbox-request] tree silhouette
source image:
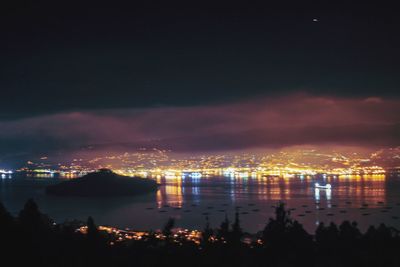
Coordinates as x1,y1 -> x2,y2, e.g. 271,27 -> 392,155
0,202 -> 14,229
86,216 -> 99,241
262,202 -> 292,248
316,222 -> 339,249
338,220 -> 361,245
261,202 -> 314,266
18,198 -> 52,233
0,202 -> 16,253
202,216 -> 213,246
217,214 -> 230,242
162,217 -> 175,241
231,209 -> 243,244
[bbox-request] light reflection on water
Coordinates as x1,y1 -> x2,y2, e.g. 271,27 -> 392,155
1,174 -> 399,233
156,174 -> 386,204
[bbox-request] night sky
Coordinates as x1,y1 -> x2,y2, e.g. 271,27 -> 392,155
1,1 -> 399,161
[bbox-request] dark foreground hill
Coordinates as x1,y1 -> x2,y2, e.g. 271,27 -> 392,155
2,199 -> 400,267
46,169 -> 158,197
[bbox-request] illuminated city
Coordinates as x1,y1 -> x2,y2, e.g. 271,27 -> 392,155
12,147 -> 399,179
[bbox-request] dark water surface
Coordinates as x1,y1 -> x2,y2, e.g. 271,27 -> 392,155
1,174 -> 400,233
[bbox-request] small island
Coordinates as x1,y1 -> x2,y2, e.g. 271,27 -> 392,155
46,169 -> 158,197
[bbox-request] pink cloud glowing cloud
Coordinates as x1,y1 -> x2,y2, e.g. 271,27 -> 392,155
0,94 -> 399,155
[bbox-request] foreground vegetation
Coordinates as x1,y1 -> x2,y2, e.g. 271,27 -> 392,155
1,199 -> 400,267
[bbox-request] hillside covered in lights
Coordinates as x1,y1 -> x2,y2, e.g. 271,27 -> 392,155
11,147 -> 400,178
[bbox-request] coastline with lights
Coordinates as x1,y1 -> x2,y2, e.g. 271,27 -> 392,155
5,147 -> 399,180
7,164 -> 390,180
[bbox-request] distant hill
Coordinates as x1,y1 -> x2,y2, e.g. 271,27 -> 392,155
46,169 -> 158,197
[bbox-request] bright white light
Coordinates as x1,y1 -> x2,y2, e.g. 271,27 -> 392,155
326,184 -> 332,189
314,188 -> 320,201
326,188 -> 332,200
190,172 -> 202,179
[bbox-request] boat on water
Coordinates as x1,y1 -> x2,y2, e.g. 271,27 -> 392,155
315,183 -> 332,189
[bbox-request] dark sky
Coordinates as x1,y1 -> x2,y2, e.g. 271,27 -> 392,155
1,1 -> 399,118
0,1 -> 399,163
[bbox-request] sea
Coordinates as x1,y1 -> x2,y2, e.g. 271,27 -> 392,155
1,173 -> 400,233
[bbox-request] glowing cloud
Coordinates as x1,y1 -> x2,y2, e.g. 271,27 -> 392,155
0,94 -> 399,155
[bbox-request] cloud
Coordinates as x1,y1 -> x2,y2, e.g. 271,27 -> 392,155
0,93 -> 399,156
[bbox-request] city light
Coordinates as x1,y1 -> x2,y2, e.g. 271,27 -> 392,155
11,148 -> 398,180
